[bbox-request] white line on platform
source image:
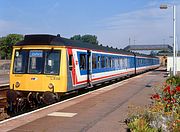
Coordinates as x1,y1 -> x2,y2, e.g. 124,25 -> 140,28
0,84 -> 9,87
0,73 -> 145,125
47,112 -> 77,117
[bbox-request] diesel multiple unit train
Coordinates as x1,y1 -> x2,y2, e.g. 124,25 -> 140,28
8,34 -> 160,112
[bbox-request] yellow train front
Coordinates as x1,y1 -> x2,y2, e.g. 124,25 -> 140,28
8,35 -> 71,112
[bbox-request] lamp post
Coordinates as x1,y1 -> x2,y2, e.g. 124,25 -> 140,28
160,4 -> 176,76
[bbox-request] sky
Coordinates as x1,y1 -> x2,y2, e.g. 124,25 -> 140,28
0,0 -> 180,50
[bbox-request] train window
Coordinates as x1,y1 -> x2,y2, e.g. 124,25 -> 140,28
101,56 -> 105,68
92,54 -> 97,69
115,58 -> 118,69
118,58 -> 120,68
80,54 -> 87,70
109,57 -> 112,68
123,58 -> 127,69
44,50 -> 60,74
122,58 -> 125,69
13,50 -> 28,73
105,57 -> 108,68
112,58 -> 115,68
119,58 -> 122,68
97,56 -> 101,68
28,50 -> 44,74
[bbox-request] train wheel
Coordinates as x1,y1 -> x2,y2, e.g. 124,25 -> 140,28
16,97 -> 27,114
41,92 -> 57,105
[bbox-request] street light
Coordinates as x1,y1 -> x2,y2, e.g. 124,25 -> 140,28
160,4 -> 176,76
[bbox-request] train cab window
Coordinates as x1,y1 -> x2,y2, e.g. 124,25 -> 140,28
28,50 -> 44,74
80,54 -> 87,70
92,54 -> 97,69
44,50 -> 60,75
13,50 -> 28,73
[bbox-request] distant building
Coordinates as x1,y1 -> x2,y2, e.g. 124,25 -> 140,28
167,52 -> 180,75
124,44 -> 173,66
124,44 -> 173,52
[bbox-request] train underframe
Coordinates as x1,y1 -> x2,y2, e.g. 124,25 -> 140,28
7,90 -> 61,114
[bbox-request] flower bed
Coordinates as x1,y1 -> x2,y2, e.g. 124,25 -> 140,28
125,76 -> 180,132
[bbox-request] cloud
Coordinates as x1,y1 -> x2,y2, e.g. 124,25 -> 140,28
95,3 -> 180,50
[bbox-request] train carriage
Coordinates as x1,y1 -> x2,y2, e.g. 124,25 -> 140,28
8,34 -> 160,111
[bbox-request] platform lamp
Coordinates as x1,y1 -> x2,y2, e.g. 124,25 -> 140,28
160,4 -> 176,76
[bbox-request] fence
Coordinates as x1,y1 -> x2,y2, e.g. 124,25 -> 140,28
0,60 -> 11,75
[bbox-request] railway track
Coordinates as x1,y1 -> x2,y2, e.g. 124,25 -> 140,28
0,84 -> 10,121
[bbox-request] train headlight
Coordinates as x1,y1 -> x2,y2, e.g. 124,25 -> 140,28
48,83 -> 54,90
15,81 -> 20,88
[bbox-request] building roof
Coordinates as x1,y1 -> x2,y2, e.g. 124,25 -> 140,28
124,44 -> 173,52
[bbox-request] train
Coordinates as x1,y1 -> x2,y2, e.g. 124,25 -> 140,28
7,34 -> 160,112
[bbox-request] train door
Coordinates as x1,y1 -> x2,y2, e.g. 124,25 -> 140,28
87,50 -> 92,87
67,48 -> 76,90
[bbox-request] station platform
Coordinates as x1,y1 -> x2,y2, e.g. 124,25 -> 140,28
0,69 -> 167,132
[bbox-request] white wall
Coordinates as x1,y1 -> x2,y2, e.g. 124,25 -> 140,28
167,56 -> 180,72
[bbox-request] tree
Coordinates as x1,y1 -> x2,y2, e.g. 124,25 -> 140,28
70,34 -> 98,45
81,35 -> 98,45
0,34 -> 23,59
70,35 -> 81,41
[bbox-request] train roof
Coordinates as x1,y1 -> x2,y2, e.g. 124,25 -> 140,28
16,34 -> 157,58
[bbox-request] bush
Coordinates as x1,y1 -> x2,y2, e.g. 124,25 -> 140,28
126,76 -> 180,132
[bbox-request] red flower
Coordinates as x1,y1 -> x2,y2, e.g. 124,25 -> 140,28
151,93 -> 160,100
163,97 -> 167,101
176,86 -> 180,92
164,86 -> 170,93
170,89 -> 176,95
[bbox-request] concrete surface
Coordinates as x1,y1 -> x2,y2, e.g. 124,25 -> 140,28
0,69 -> 166,132
0,75 -> 9,86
